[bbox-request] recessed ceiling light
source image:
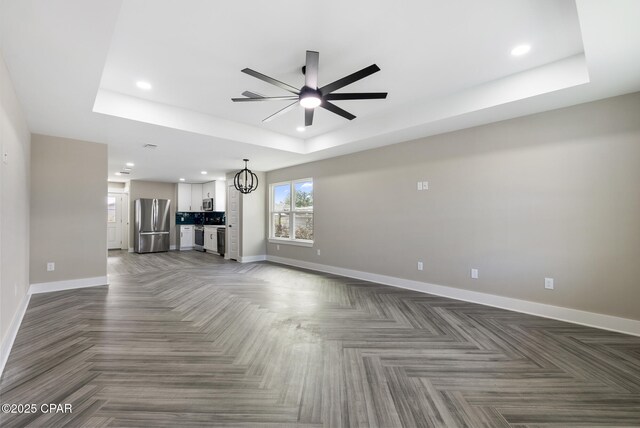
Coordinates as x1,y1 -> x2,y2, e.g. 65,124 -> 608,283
296,126 -> 306,132
136,81 -> 152,90
201,171 -> 207,175
511,44 -> 531,56
115,172 -> 122,176
126,162 -> 135,167
179,178 -> 185,182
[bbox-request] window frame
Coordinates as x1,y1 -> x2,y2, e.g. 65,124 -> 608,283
269,178 -> 314,247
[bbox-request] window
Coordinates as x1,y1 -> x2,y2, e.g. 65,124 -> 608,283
270,178 -> 313,245
107,196 -> 116,223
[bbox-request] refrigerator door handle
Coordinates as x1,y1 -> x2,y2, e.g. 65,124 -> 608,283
152,199 -> 157,231
140,231 -> 170,235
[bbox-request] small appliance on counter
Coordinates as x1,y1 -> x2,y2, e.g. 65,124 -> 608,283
204,211 -> 225,225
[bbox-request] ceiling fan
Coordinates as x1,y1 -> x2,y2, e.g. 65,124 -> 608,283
232,50 -> 387,127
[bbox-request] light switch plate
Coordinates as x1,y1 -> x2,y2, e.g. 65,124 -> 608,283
47,262 -> 55,271
471,268 -> 479,279
545,277 -> 554,289
417,261 -> 424,271
417,181 -> 423,191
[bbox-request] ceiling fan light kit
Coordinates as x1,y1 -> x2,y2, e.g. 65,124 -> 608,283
232,50 -> 388,126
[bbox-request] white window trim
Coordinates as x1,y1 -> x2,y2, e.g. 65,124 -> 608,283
268,238 -> 313,247
269,178 -> 314,245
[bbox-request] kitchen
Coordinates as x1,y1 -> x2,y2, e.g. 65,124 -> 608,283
132,179 -> 227,256
176,180 -> 226,255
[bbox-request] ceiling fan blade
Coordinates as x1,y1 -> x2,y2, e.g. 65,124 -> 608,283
232,96 -> 298,102
263,101 -> 298,123
320,64 -> 381,94
305,50 -> 319,89
305,108 -> 314,127
320,101 -> 356,121
242,91 -> 266,98
241,68 -> 300,94
325,92 -> 388,100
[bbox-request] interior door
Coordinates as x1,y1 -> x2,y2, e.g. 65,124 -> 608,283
228,185 -> 239,260
107,193 -> 123,249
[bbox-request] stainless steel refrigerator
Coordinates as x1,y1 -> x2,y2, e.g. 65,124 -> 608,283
134,198 -> 171,253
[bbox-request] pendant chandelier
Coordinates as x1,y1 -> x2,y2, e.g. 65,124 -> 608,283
233,159 -> 258,194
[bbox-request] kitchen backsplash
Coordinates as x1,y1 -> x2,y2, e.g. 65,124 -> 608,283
176,211 -> 225,225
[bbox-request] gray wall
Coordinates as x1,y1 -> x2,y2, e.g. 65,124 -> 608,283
266,92 -> 640,321
0,53 -> 30,345
129,180 -> 177,248
240,171 -> 266,259
30,135 -> 107,284
225,171 -> 267,260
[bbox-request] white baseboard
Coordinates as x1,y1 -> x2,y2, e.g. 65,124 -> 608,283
266,255 -> 640,337
239,255 -> 267,263
29,276 -> 109,294
0,292 -> 31,379
1,276 -> 109,378
129,247 -> 176,252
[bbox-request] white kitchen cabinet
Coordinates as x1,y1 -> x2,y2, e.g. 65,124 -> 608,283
191,184 -> 203,211
179,225 -> 193,249
177,183 -> 192,212
202,181 -> 225,211
214,181 -> 226,211
204,226 -> 217,252
203,181 -> 215,199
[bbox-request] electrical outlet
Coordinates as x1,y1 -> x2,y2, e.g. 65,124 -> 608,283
471,268 -> 479,279
417,261 -> 424,271
545,277 -> 554,290
47,262 -> 55,271
317,249 -> 321,256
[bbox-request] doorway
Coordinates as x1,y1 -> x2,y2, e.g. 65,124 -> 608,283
107,193 -> 124,249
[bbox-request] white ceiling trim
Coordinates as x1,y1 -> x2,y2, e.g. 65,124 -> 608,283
93,89 -> 305,153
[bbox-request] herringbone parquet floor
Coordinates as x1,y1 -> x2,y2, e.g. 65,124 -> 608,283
1,250 -> 639,427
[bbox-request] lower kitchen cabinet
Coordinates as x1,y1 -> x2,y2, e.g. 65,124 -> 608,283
204,226 -> 222,254
178,225 -> 194,250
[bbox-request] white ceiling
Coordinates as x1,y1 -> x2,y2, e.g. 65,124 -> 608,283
1,0 -> 639,183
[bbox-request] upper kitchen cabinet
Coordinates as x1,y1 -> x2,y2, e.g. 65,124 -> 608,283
214,181 -> 226,211
178,182 -> 219,212
202,181 -> 226,211
203,181 -> 215,199
191,183 -> 203,211
177,183 -> 192,211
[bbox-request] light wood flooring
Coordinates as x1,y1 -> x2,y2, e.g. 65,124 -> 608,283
1,250 -> 639,427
